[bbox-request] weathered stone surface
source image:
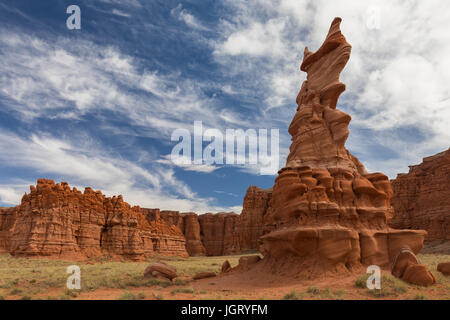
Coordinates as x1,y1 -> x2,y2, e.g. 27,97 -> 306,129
229,186 -> 271,254
157,210 -> 206,256
437,262 -> 450,276
391,246 -> 435,286
157,186 -> 271,256
0,179 -> 188,260
144,262 -> 177,280
253,18 -> 427,276
193,271 -> 216,280
0,207 -> 17,253
198,212 -> 239,256
390,149 -> 450,241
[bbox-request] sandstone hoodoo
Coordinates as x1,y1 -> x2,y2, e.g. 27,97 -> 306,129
390,148 -> 450,242
0,179 -> 188,260
230,18 -> 428,278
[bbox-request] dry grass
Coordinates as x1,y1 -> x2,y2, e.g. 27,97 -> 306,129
0,253 -> 248,300
0,252 -> 448,300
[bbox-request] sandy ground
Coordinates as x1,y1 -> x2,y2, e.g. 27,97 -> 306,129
0,245 -> 449,300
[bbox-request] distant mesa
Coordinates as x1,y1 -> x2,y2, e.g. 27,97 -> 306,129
390,148 -> 450,242
0,180 -> 270,259
0,178 -> 187,260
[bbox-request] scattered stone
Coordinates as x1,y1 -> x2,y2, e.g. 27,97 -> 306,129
221,260 -> 232,273
391,246 -> 436,286
193,272 -> 216,280
144,262 -> 177,280
437,262 -> 450,276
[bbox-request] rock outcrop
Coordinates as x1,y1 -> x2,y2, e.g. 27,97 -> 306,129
157,210 -> 207,256
245,18 -> 427,277
156,186 -> 271,256
198,212 -> 239,256
0,179 -> 187,260
230,186 -> 271,253
390,149 -> 450,241
0,207 -> 17,253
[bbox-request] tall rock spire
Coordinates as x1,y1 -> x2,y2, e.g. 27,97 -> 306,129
253,18 -> 428,278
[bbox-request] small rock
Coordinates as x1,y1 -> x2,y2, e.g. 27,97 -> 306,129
221,260 -> 231,273
437,262 -> 450,276
193,271 -> 216,280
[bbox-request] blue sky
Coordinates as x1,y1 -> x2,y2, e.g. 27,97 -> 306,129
0,0 -> 449,212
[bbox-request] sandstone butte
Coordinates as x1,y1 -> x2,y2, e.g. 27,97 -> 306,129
389,148 -> 450,242
0,180 -> 271,259
0,179 -> 188,260
226,17 -> 428,278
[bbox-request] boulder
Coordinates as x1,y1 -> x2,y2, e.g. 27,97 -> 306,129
193,271 -> 216,280
221,260 -> 232,273
391,246 -> 435,286
437,262 -> 450,276
144,262 -> 177,280
237,255 -> 261,271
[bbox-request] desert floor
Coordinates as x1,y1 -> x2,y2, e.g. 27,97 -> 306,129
0,246 -> 449,300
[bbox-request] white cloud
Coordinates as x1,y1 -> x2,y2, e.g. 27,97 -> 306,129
0,129 -> 237,213
0,31 -> 253,139
111,9 -> 131,17
0,186 -> 25,205
156,155 -> 219,173
212,0 -> 450,177
171,4 -> 209,31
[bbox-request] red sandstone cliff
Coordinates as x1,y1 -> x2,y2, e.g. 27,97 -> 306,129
231,186 -> 272,253
0,179 -> 187,260
390,149 -> 450,241
157,186 -> 271,256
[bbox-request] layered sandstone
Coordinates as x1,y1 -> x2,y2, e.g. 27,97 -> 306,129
0,207 -> 17,253
230,186 -> 271,253
250,18 -> 427,277
158,210 -> 206,256
0,179 -> 187,260
157,186 -> 271,256
390,149 -> 450,241
198,212 -> 238,256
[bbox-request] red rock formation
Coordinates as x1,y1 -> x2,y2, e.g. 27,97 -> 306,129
230,186 -> 271,254
0,179 -> 187,260
158,210 -> 206,256
391,246 -> 436,286
157,186 -> 271,256
198,212 -> 238,256
0,207 -> 17,253
437,262 -> 450,276
390,149 -> 450,241
250,18 -> 427,277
